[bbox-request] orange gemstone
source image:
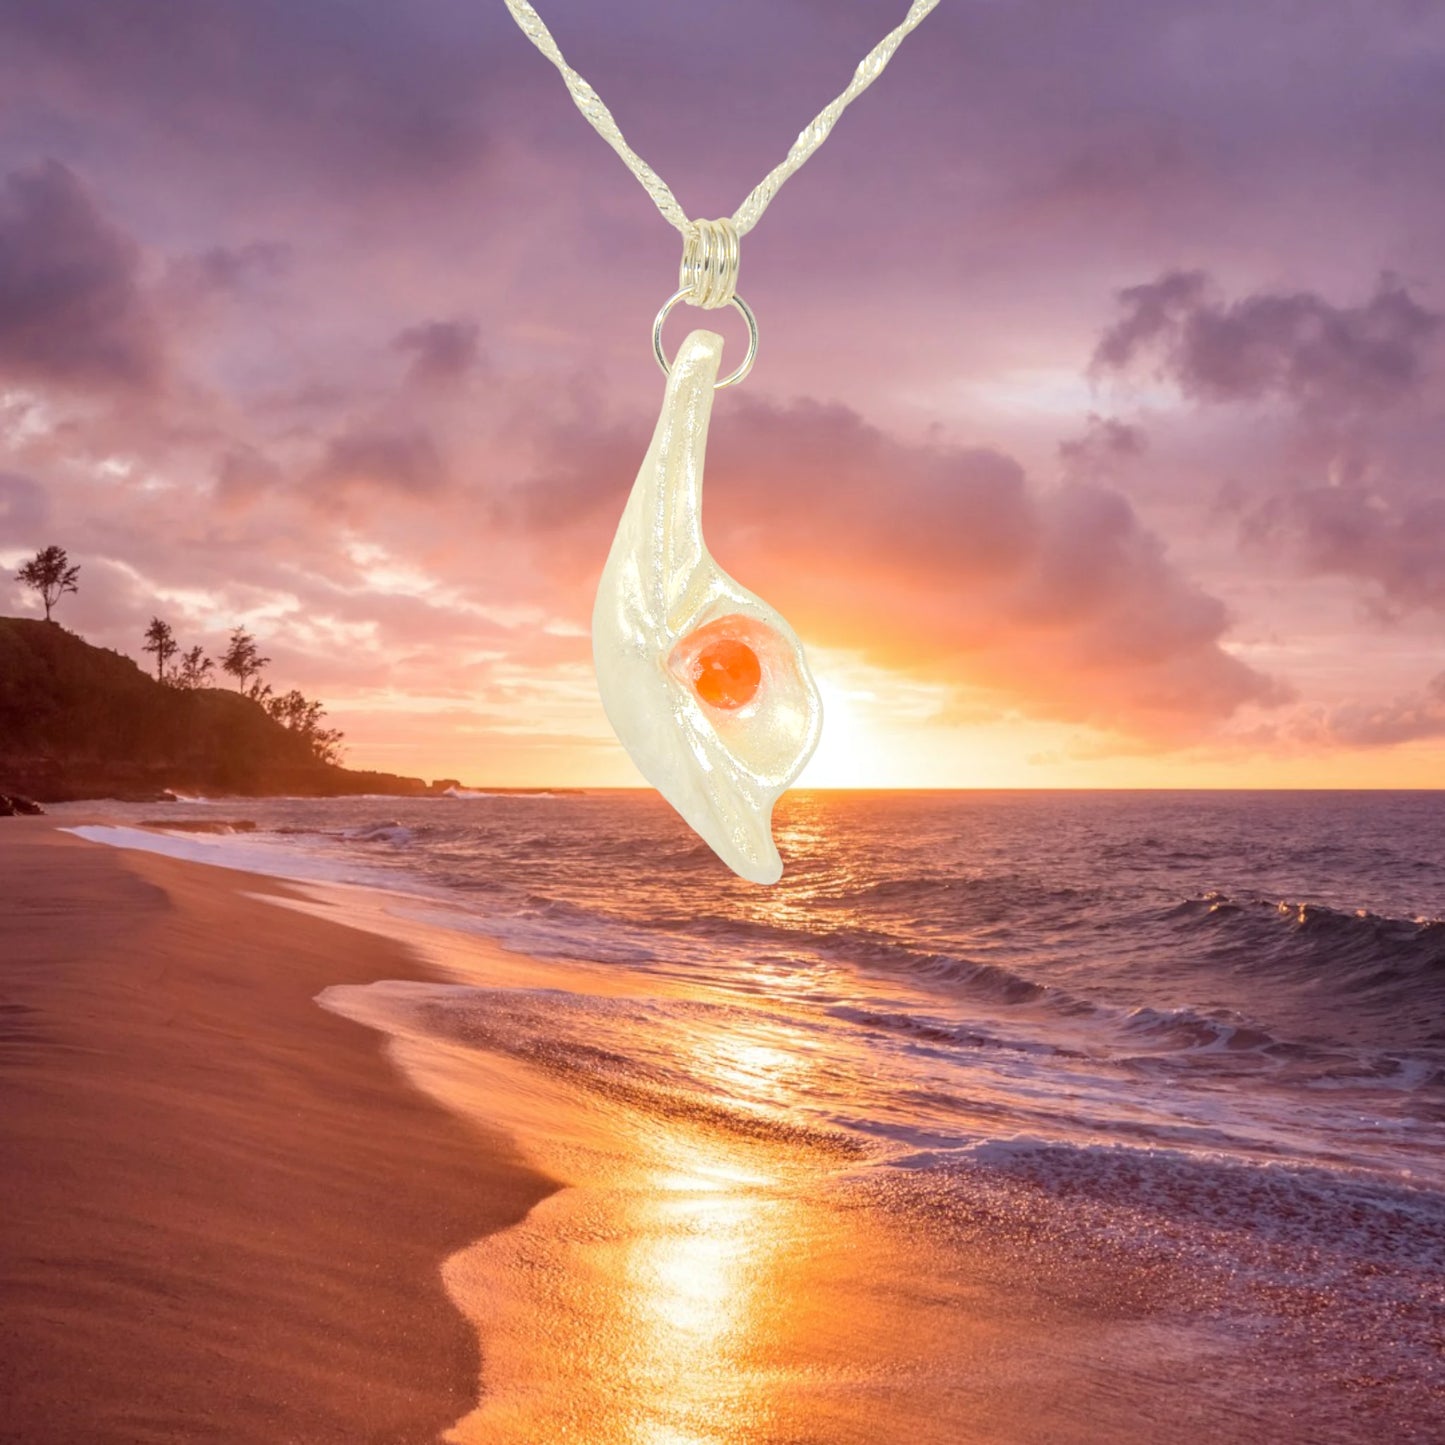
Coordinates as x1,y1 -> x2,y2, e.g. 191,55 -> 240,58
690,637 -> 762,710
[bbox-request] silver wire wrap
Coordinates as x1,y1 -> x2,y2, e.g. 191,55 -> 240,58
500,1 -> 941,239
679,218 -> 740,309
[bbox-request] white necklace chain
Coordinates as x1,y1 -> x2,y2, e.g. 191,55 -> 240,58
502,0 -> 940,317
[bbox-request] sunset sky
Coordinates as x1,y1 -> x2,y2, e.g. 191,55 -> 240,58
1,0 -> 1442,787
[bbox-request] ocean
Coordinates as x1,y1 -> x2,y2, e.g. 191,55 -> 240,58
62,789 -> 1445,1440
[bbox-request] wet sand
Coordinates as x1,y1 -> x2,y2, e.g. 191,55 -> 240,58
312,897 -> 1315,1445
0,821 -> 556,1445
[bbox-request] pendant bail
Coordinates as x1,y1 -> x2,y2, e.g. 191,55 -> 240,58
679,218 -> 740,309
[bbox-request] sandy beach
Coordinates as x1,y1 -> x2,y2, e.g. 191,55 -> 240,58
5,812 -> 1440,1444
0,821 -> 1200,1445
0,821 -> 555,1445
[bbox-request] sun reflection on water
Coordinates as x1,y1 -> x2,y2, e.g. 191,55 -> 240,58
685,1033 -> 811,1112
441,1001 -> 832,1444
620,1143 -> 782,1436
599,1009 -> 832,1440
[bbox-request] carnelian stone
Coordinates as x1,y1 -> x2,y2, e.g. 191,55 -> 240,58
690,637 -> 761,710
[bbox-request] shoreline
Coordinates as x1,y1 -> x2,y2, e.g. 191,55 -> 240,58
1,819 -> 1220,1444
0,819 -> 557,1444
7,812 -> 1441,1443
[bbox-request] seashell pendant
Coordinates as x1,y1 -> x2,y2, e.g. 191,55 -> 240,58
592,329 -> 822,884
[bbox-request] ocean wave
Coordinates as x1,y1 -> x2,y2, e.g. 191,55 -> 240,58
62,822 -> 432,897
862,1128 -> 1445,1429
341,821 -> 414,845
810,869 -> 1098,919
140,818 -> 258,836
1167,889 -> 1444,951
1163,891 -> 1445,1017
824,1003 -> 1076,1057
67,796 -> 1445,1191
381,866 -> 1442,1093
1117,1004 -> 1277,1053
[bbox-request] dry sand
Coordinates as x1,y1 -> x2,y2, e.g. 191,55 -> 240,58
0,820 -> 556,1445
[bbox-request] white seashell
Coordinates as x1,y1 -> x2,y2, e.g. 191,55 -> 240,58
592,329 -> 822,883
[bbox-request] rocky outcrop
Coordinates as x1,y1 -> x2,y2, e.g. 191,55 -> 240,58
0,794 -> 44,816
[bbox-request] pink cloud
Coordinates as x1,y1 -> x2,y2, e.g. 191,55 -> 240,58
1320,673 -> 1445,748
506,387 -> 1285,741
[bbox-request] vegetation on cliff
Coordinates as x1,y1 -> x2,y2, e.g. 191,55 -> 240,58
0,617 -> 444,802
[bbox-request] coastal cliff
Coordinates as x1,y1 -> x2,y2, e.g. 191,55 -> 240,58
0,617 -> 450,801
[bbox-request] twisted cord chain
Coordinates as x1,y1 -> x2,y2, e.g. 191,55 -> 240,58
500,0 -> 941,239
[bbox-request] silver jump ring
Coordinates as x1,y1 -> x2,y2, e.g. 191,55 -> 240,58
652,289 -> 758,389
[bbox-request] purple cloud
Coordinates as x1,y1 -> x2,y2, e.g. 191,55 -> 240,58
1059,415 -> 1148,480
0,1 -> 496,186
0,160 -> 163,392
394,320 -> 483,386
1094,272 -> 1440,413
312,426 -> 449,502
1244,485 -> 1445,616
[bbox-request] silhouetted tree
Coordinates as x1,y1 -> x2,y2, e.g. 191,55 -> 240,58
16,545 -> 80,622
142,617 -> 177,680
172,646 -> 215,690
266,688 -> 318,731
266,687 -> 344,764
221,628 -> 269,693
311,726 -> 344,766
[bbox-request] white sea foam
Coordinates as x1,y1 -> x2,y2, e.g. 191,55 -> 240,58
443,787 -> 565,799
62,822 -> 420,897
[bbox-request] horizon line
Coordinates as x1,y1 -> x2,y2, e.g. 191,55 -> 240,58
450,784 -> 1445,794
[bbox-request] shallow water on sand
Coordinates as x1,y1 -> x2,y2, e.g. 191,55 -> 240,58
65,791 -> 1445,1440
